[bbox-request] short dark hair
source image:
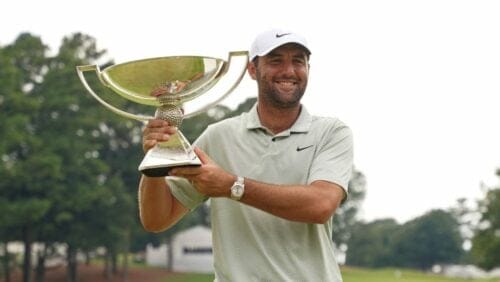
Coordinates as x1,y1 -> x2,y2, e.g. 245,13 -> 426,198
252,57 -> 259,66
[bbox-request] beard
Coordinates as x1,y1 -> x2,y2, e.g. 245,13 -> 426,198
256,69 -> 307,109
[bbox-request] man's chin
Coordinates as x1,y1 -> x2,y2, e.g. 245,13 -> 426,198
271,96 -> 302,108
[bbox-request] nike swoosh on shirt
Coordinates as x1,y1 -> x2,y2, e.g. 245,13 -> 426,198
275,33 -> 291,38
296,145 -> 314,151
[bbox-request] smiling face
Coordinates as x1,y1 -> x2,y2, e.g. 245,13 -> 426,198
248,43 -> 310,109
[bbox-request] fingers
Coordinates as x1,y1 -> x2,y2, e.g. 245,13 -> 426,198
170,149 -> 214,178
143,139 -> 158,152
169,149 -> 208,177
145,119 -> 177,131
142,119 -> 177,153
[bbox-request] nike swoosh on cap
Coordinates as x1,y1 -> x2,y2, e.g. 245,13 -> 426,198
275,33 -> 291,38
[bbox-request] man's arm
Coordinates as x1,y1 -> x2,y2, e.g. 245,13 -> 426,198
170,147 -> 346,224
138,176 -> 188,232
138,119 -> 188,232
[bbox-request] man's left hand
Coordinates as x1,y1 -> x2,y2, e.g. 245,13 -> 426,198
169,147 -> 236,198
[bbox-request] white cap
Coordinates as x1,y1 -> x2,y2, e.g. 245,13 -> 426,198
249,28 -> 311,61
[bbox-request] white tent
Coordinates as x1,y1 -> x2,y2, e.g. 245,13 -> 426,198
145,225 -> 214,273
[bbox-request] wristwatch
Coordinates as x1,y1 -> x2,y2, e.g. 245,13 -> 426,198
230,176 -> 245,200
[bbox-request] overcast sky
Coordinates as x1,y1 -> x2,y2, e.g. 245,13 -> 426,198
3,0 -> 500,223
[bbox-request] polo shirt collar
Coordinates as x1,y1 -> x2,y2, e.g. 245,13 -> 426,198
245,103 -> 312,134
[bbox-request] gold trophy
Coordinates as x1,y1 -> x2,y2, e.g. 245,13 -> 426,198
76,51 -> 248,177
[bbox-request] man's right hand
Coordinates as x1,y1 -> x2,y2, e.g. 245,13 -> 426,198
142,119 -> 177,153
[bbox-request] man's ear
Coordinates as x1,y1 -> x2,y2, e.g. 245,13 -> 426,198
247,61 -> 257,80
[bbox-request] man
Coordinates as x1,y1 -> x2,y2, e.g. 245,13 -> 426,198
139,29 -> 353,281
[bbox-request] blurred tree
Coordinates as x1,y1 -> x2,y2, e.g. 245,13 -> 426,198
471,169 -> 500,270
345,218 -> 399,267
227,96 -> 257,118
30,32 -> 114,282
391,209 -> 463,270
0,33 -> 51,282
448,197 -> 481,264
0,31 -> 141,282
332,167 -> 366,249
0,39 -> 22,282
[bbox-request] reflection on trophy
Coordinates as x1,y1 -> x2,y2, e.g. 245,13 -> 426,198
76,51 -> 248,177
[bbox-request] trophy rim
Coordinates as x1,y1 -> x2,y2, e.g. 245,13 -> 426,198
100,55 -> 226,106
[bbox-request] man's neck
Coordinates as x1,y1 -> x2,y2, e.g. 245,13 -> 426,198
257,102 -> 302,134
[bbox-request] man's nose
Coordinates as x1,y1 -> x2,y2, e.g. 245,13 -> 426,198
280,61 -> 296,75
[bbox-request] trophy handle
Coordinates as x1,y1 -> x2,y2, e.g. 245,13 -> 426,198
76,65 -> 153,122
183,51 -> 249,119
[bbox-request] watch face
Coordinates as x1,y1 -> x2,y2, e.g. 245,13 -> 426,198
232,185 -> 243,196
231,177 -> 245,200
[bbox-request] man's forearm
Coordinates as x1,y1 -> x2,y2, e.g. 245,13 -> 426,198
239,179 -> 345,224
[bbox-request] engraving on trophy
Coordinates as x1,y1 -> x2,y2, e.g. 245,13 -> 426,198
76,51 -> 248,177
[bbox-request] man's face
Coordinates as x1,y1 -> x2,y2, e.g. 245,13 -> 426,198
249,44 -> 309,109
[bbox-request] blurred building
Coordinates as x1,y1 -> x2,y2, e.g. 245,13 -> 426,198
146,225 -> 213,273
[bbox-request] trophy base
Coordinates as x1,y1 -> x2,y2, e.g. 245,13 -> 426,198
139,157 -> 202,177
140,162 -> 201,177
138,146 -> 202,177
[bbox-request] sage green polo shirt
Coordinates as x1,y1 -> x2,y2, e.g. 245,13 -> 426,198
168,104 -> 353,282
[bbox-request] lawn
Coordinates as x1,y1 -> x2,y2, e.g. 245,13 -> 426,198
161,267 -> 500,282
342,267 -> 500,282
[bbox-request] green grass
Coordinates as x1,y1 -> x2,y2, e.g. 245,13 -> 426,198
160,267 -> 500,282
342,267 -> 500,282
161,273 -> 213,282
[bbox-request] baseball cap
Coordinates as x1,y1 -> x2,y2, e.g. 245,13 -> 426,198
249,28 -> 311,61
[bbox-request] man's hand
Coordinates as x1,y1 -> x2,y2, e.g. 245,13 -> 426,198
142,119 -> 177,153
170,147 -> 236,198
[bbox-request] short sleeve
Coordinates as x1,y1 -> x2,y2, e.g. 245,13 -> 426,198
167,176 -> 207,211
308,122 -> 353,195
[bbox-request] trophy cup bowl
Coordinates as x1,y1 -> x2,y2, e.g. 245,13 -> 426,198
76,51 -> 248,177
